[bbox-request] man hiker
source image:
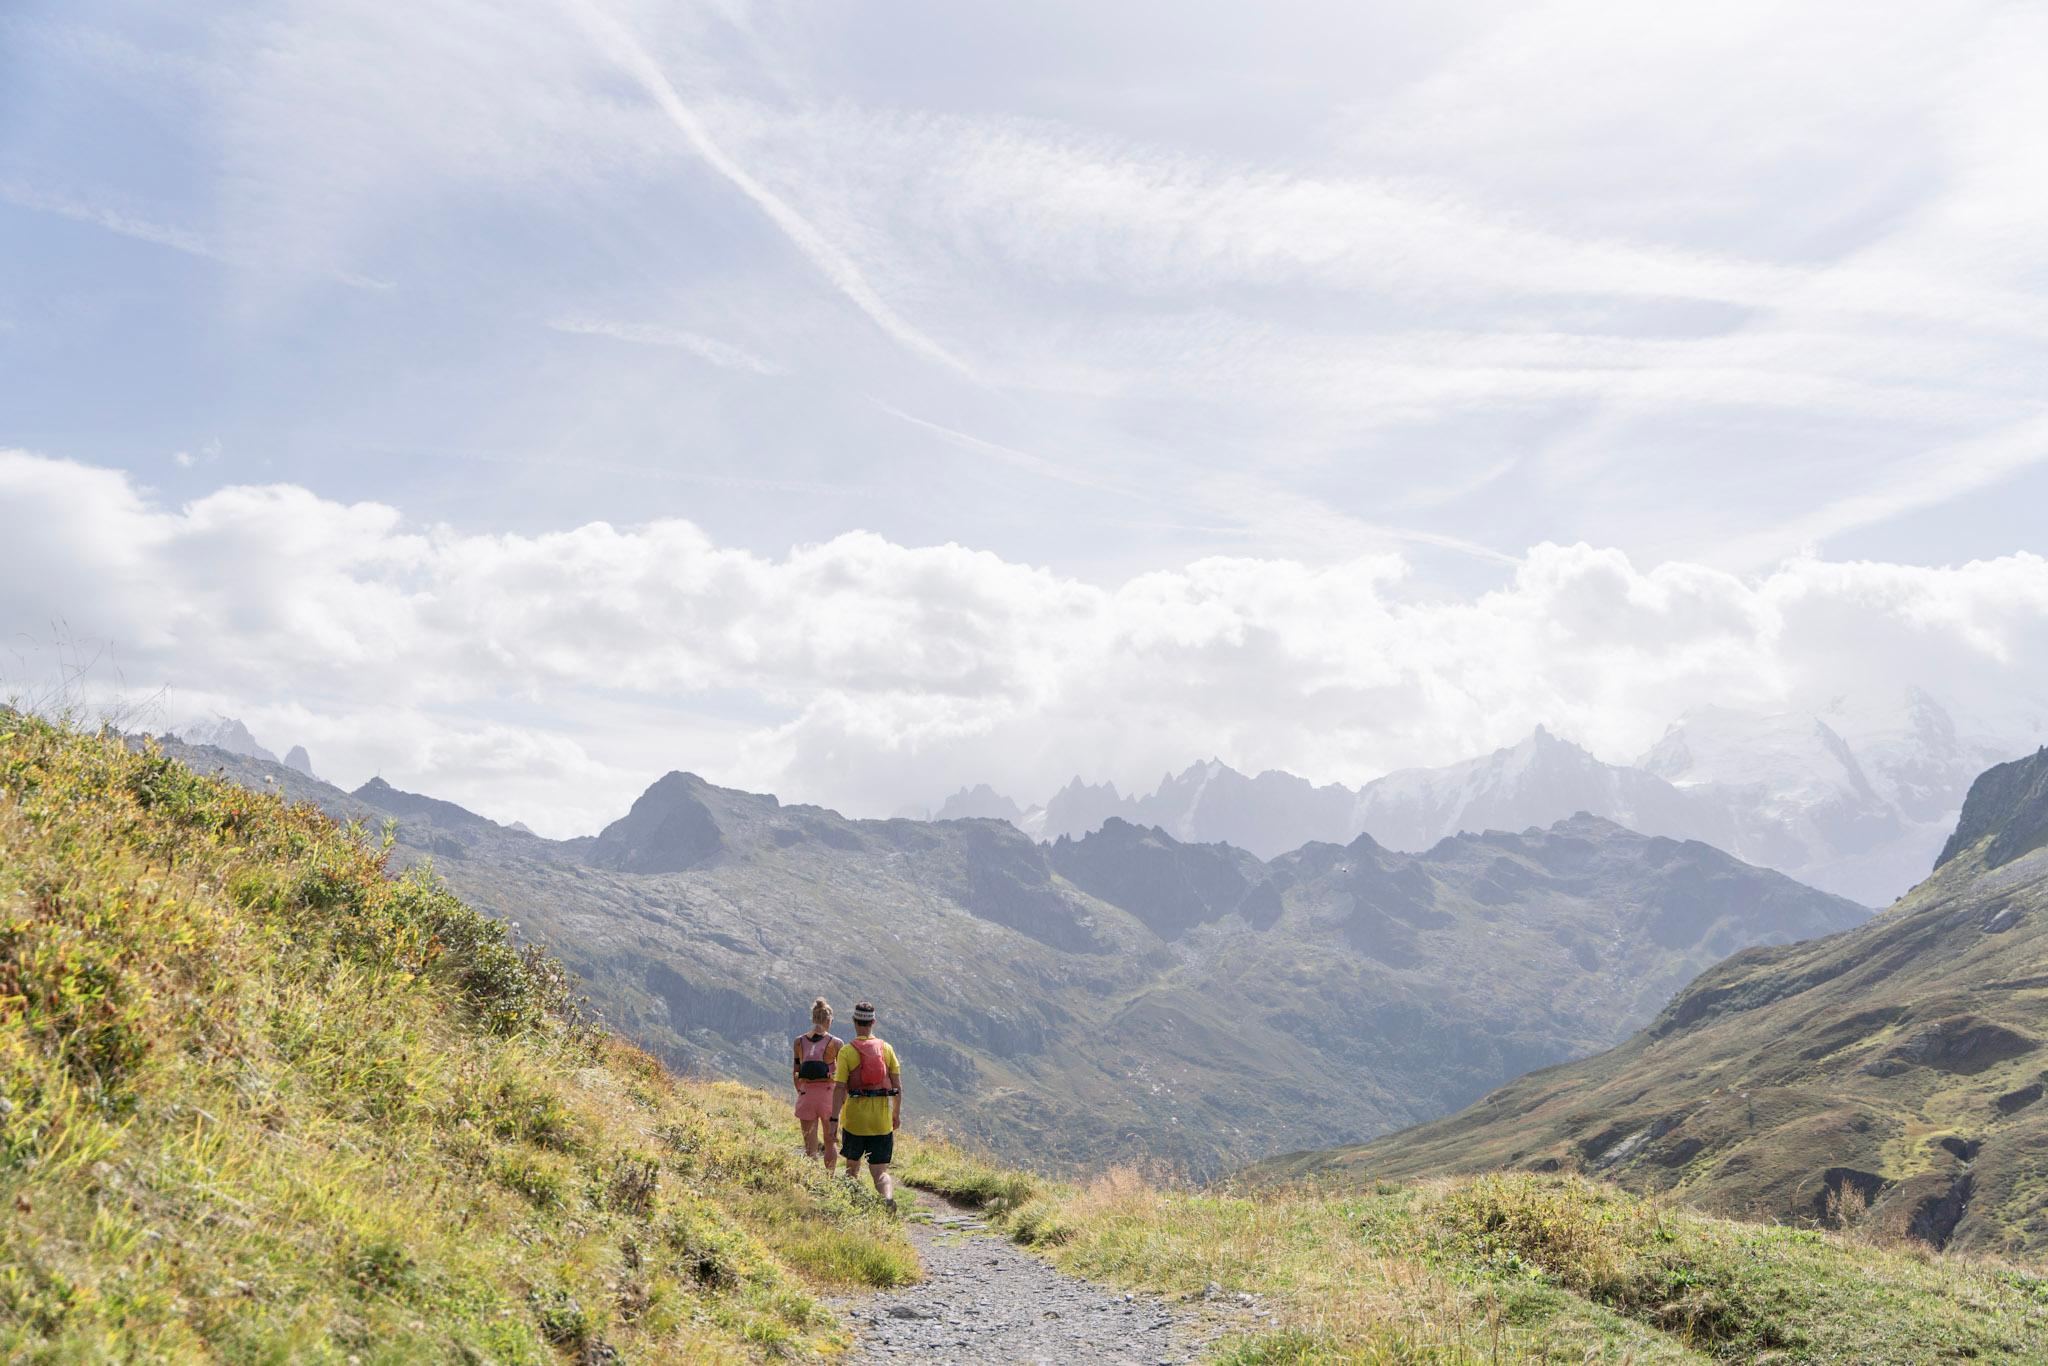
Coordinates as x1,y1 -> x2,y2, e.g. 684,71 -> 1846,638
792,997 -> 842,1172
831,999 -> 902,1206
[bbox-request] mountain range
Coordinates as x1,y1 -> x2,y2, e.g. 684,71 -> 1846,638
147,729 -> 1865,1174
168,715 -> 319,780
1260,744 -> 2048,1255
937,689 -> 2019,906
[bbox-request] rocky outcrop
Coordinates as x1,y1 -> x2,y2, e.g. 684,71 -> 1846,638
1905,1173 -> 1975,1249
953,823 -> 1105,954
1938,746 -> 2048,871
1048,818 -> 1269,940
645,961 -> 793,1040
1873,1017 -> 2037,1076
587,772 -> 727,873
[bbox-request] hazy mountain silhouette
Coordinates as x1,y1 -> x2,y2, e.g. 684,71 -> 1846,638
954,690 -> 2022,906
171,715 -> 278,765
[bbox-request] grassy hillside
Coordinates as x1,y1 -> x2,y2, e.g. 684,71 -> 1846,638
1258,746 -> 2048,1258
901,1146 -> 2048,1364
0,715 -> 914,1360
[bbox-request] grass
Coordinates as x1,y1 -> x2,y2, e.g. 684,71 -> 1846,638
899,1140 -> 2048,1363
0,713 -> 916,1361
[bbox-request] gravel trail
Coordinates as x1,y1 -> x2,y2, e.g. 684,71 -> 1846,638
839,1192 -> 1238,1364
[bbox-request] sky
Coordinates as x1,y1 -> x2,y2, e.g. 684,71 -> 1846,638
3,0 -> 2047,834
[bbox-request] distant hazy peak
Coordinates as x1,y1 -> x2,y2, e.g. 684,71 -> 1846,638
172,715 -> 277,765
935,782 -> 1025,822
1342,827 -> 1389,855
1158,757 -> 1230,784
1645,696 -> 1906,792
284,744 -> 316,779
940,687 -> 2029,904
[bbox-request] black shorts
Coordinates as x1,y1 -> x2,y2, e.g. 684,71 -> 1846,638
840,1130 -> 895,1166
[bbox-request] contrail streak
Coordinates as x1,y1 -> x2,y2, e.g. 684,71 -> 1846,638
567,0 -> 976,379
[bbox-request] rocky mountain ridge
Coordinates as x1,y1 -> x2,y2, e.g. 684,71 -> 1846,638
151,731 -> 1866,1174
940,689 -> 2021,906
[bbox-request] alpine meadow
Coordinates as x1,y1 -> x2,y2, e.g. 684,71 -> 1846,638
7,1 -> 2048,1362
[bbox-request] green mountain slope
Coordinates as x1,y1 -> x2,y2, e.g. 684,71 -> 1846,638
153,739 -> 1865,1175
1264,745 -> 2048,1256
0,715 -> 915,1360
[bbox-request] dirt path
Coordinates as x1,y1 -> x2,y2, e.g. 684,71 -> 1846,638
838,1192 -> 1241,1364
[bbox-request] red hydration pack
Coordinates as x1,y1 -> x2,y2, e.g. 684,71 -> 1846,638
848,1037 -> 897,1095
796,1032 -> 839,1082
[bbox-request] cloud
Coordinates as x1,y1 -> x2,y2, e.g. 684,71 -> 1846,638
27,0 -> 2029,577
172,438 -> 223,471
871,401 -> 1148,501
548,316 -> 782,374
0,179 -> 392,291
564,0 -> 976,377
6,451 -> 2045,834
1724,413 -> 2048,563
1,179 -> 223,262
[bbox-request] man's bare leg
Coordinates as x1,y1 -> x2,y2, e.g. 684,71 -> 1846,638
870,1162 -> 895,1203
823,1122 -> 840,1173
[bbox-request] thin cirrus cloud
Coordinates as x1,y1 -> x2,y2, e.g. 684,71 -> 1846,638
547,316 -> 782,375
0,179 -> 395,292
6,449 -> 2045,835
564,0 -> 979,379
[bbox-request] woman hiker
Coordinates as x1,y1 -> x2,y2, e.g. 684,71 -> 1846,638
831,1000 -> 903,1207
792,997 -> 843,1171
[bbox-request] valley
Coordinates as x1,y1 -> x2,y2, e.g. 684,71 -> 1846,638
155,730 -> 1864,1175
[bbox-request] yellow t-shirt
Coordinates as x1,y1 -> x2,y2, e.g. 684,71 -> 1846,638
833,1038 -> 901,1137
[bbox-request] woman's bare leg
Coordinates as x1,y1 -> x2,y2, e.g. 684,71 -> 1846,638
800,1115 -> 821,1158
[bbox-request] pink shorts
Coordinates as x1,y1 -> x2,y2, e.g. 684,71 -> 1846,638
794,1087 -> 837,1124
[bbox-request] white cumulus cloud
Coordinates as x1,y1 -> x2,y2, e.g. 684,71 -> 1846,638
4,450 -> 2044,835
